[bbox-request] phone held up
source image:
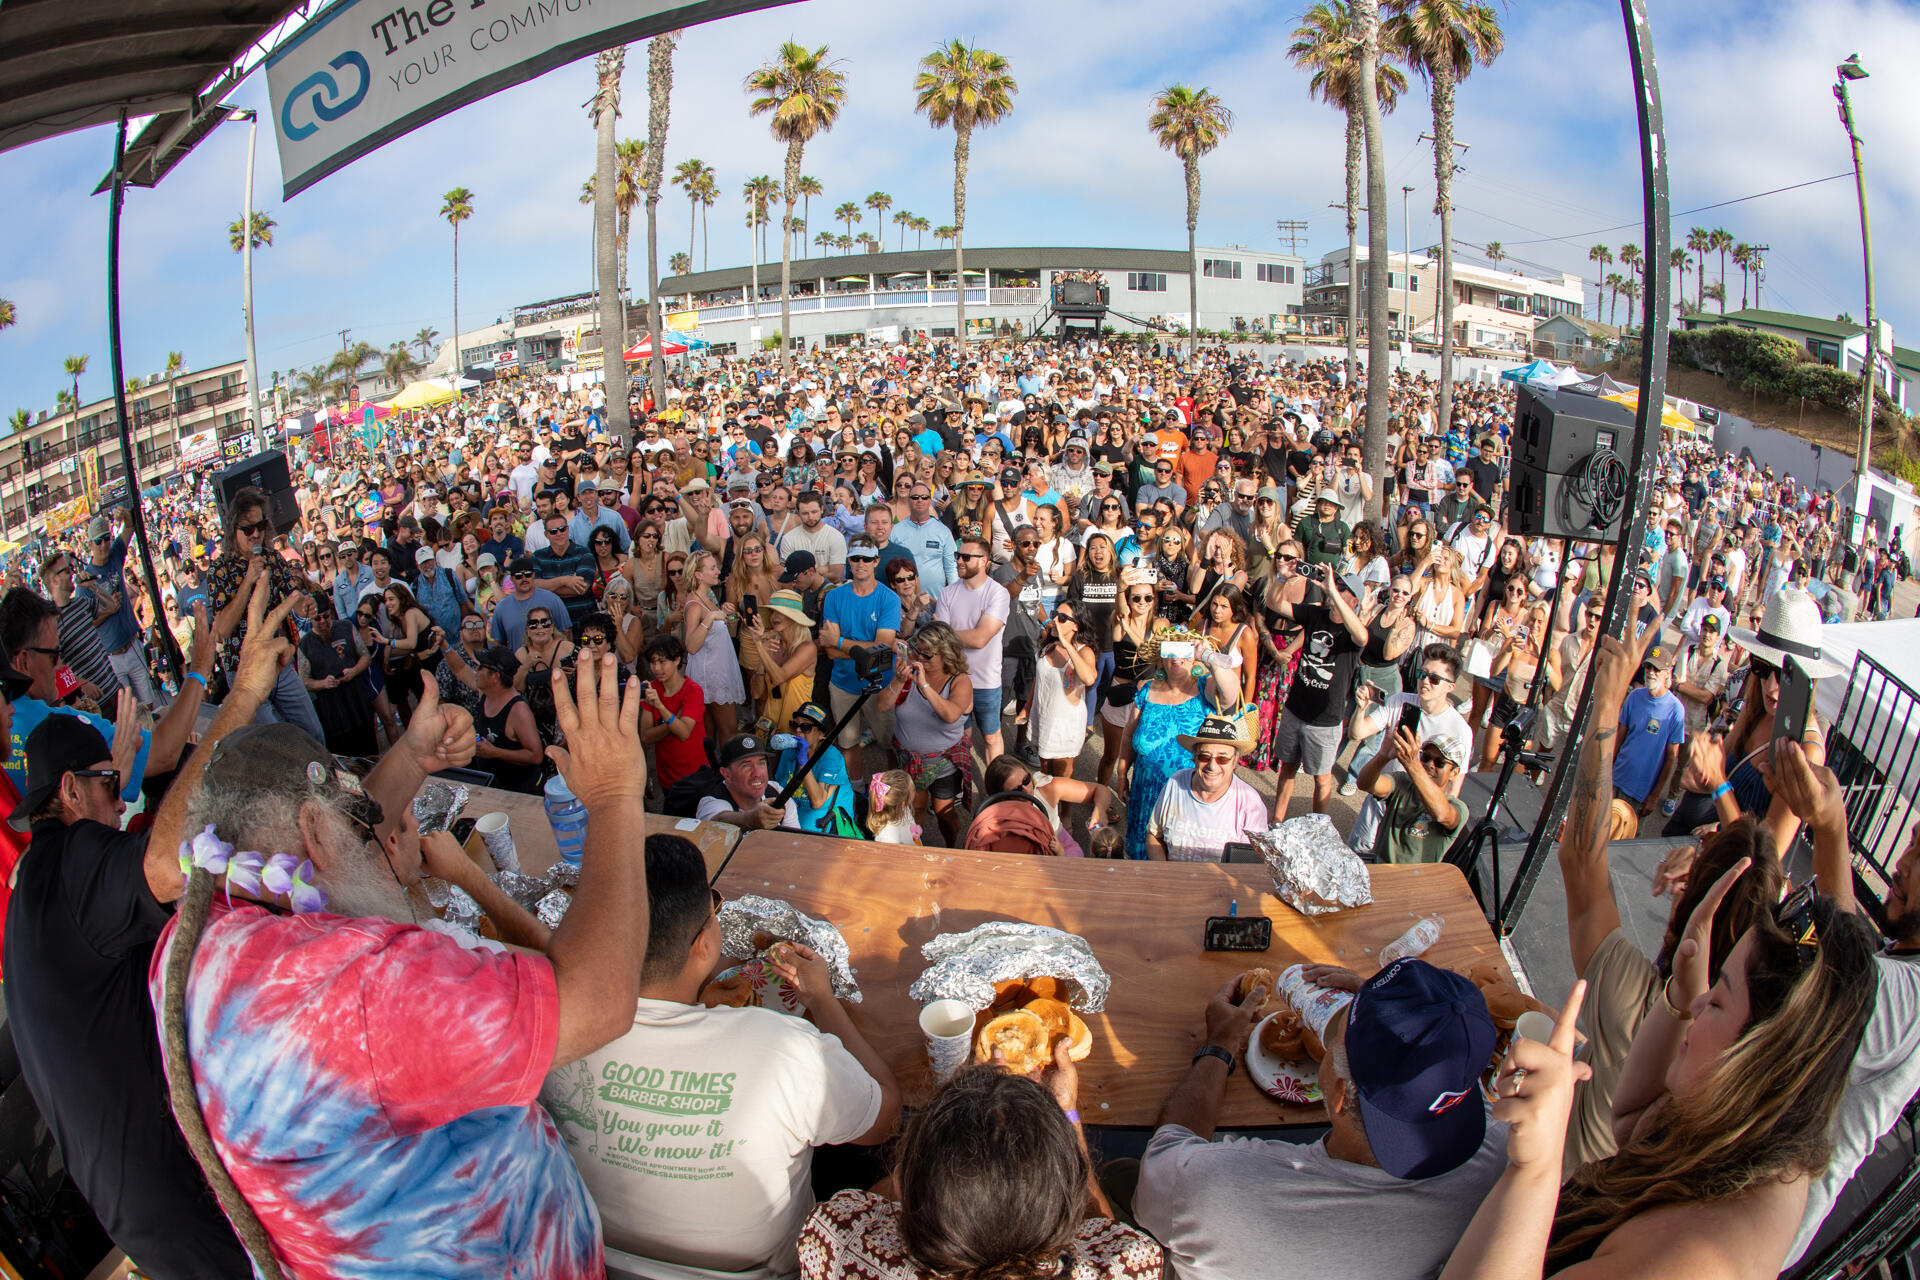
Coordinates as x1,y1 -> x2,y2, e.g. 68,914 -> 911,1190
1772,655 -> 1813,750
1397,701 -> 1423,739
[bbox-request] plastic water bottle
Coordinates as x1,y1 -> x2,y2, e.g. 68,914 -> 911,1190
1379,915 -> 1444,967
543,775 -> 588,868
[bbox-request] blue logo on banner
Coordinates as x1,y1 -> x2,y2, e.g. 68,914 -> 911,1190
281,51 -> 371,140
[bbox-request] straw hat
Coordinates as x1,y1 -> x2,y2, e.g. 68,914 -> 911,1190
1729,588 -> 1845,678
766,588 -> 814,627
1176,714 -> 1251,755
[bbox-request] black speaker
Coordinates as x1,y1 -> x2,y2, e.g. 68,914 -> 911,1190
1506,384 -> 1636,543
216,449 -> 300,535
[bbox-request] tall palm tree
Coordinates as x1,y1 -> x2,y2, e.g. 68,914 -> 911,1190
834,233 -> 853,254
1709,227 -> 1733,311
227,211 -> 276,253
164,350 -> 184,421
1685,227 -> 1711,312
814,229 -> 836,254
0,298 -> 15,331
1147,85 -> 1234,360
1617,242 -> 1642,300
413,326 -> 440,362
865,192 -> 893,251
746,41 -> 848,375
1588,243 -> 1612,318
893,208 -> 914,251
691,168 -> 717,269
912,215 -> 931,249
669,251 -> 692,276
63,355 -> 88,416
1603,272 -> 1624,327
914,40 -> 1018,349
642,32 -> 680,404
1290,2 -> 1407,382
1669,248 -> 1690,316
673,158 -> 715,280
934,224 -> 956,246
834,201 -> 861,243
1385,0 -> 1502,450
792,175 -> 823,235
743,175 -> 780,327
613,137 -> 648,341
1619,276 -> 1642,330
439,187 -> 474,378
1355,0 -> 1393,511
1732,242 -> 1754,310
590,46 -> 630,440
1484,240 -> 1504,267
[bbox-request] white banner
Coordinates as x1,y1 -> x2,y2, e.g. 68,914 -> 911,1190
179,428 -> 221,470
266,0 -> 798,198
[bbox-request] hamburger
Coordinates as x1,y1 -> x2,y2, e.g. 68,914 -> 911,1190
975,1009 -> 1052,1074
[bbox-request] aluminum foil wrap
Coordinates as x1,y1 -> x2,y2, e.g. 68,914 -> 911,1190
545,861 -> 580,891
717,895 -> 861,1003
907,922 -> 1109,1013
441,884 -> 482,933
411,781 -> 470,837
1254,814 -> 1374,916
492,870 -> 551,912
533,890 -> 572,929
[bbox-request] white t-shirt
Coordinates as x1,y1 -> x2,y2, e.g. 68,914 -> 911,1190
1147,770 -> 1269,862
779,522 -> 848,577
934,575 -> 1010,691
1347,693 -> 1472,855
542,998 -> 882,1280
509,462 -> 541,502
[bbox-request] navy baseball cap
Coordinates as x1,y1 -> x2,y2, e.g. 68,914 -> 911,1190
1343,958 -> 1496,1179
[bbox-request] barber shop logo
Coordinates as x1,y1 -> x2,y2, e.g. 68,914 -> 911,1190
280,51 -> 372,140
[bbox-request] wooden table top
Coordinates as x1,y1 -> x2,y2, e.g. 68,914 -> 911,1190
456,784 -> 741,882
715,833 -> 1512,1128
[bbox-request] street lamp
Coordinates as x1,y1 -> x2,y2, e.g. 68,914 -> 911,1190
224,106 -> 266,440
1833,54 -> 1876,521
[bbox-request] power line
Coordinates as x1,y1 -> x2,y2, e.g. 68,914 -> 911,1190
1497,172 -> 1854,247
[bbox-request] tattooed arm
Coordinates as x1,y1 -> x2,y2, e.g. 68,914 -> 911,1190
1559,634 -> 1639,979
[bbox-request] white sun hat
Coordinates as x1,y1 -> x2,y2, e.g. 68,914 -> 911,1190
1728,587 -> 1846,679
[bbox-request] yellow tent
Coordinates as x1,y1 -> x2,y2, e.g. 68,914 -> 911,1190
1600,390 -> 1696,432
385,378 -> 457,410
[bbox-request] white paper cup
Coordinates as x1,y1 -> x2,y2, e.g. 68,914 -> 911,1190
1513,1009 -> 1556,1046
475,812 -> 519,873
920,999 -> 975,1084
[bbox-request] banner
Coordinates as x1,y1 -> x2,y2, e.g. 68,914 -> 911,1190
180,428 -> 221,470
266,0 -> 800,198
665,309 -> 699,331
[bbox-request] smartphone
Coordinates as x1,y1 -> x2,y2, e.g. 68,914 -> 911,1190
449,816 -> 477,845
1773,655 -> 1813,749
1397,701 -> 1423,739
1203,915 -> 1273,952
741,593 -> 758,624
1160,640 -> 1195,661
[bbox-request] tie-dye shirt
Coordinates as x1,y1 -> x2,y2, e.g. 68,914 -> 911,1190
149,900 -> 603,1279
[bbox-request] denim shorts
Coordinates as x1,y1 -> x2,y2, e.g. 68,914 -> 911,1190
971,684 -> 1002,734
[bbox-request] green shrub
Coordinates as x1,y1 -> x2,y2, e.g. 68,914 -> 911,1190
1669,324 -> 1905,419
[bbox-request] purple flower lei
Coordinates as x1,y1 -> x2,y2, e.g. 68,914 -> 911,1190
178,824 -> 329,914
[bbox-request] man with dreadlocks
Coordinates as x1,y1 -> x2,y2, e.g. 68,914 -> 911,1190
150,585 -> 650,1280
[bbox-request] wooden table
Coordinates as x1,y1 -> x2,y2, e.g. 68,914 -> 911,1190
454,783 -> 741,882
715,833 -> 1513,1128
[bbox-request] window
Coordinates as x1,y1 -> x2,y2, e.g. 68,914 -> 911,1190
1531,294 -> 1579,319
1257,263 -> 1295,284
1126,272 -> 1168,292
1384,271 -> 1420,293
1496,292 -> 1528,314
1202,258 -> 1242,280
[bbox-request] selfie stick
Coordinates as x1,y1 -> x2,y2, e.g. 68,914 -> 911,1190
769,649 -> 890,810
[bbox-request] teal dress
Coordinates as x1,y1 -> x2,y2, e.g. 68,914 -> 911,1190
1125,679 -> 1213,859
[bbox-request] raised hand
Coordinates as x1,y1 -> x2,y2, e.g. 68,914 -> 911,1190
545,653 -> 644,809
394,679 -> 476,773
108,689 -> 140,787
231,575 -> 300,701
1492,980 -> 1590,1175
1669,856 -> 1752,1008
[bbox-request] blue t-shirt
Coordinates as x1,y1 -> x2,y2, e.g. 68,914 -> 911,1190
1613,686 -> 1687,803
789,743 -> 856,834
821,582 -> 902,693
8,698 -> 149,802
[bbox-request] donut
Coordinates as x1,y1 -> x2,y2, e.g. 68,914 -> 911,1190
1261,1009 -> 1307,1061
1237,968 -> 1276,1004
698,973 -> 757,1008
1024,998 -> 1094,1063
1301,1022 -> 1325,1062
975,1009 -> 1051,1075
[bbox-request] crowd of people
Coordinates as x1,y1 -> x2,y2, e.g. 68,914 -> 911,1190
0,331 -> 1914,1280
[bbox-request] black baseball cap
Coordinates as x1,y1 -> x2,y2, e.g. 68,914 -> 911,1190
10,714 -> 111,830
779,550 -> 817,583
715,733 -> 775,767
474,645 -> 519,679
1345,959 -> 1497,1180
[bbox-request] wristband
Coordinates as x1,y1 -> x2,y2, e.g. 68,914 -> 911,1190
1711,781 -> 1732,801
1062,1109 -> 1081,1126
184,671 -> 207,690
1192,1044 -> 1237,1076
1660,976 -> 1695,1022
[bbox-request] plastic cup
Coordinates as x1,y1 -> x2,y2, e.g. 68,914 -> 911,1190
1513,1009 -> 1556,1046
475,811 -> 519,873
920,999 -> 975,1085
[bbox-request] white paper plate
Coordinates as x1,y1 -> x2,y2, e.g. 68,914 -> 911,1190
714,961 -> 805,1015
1246,1012 -> 1324,1105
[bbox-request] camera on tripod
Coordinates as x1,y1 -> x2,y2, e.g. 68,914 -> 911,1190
850,643 -> 893,690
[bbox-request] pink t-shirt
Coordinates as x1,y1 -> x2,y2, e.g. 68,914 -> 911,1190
150,901 -> 602,1279
1146,771 -> 1270,862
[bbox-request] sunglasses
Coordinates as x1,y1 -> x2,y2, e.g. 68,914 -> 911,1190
1418,669 -> 1451,685
512,569 -> 534,579
579,634 -> 610,646
528,618 -> 554,629
1418,749 -> 1451,769
1015,541 -> 1039,550
71,767 -> 121,789
237,518 -> 272,537
1749,656 -> 1780,681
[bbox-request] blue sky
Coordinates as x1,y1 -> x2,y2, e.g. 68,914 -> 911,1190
2,0 -> 1915,419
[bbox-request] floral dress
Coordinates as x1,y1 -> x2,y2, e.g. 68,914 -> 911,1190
1125,681 -> 1212,860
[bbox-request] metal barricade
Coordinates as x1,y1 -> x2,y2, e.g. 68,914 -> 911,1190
1826,649 -> 1920,916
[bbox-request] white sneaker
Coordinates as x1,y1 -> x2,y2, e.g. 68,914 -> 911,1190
1339,775 -> 1358,796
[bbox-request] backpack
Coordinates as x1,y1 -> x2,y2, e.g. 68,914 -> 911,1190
663,766 -> 732,819
964,792 -> 1062,856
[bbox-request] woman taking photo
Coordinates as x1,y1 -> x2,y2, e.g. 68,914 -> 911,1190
1247,540 -> 1308,774
1029,602 -> 1099,779
748,588 -> 818,733
886,621 -> 974,847
1480,591 -> 1551,771
1410,545 -> 1468,655
1124,631 -> 1242,860
682,549 -> 746,742
727,533 -> 779,720
601,576 -> 644,669
1097,572 -> 1163,795
380,581 -> 437,723
886,560 -> 937,643
1466,575 -> 1533,741
1198,585 -> 1260,712
1193,530 -> 1250,605
1069,533 -> 1121,720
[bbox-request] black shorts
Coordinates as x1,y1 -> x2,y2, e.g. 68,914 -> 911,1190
924,766 -> 965,801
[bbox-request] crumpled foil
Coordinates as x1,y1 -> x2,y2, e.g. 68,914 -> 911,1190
492,870 -> 551,911
544,862 -> 580,891
442,884 -> 481,933
412,781 -> 470,837
533,890 -> 572,929
907,922 -> 1109,1013
1254,814 -> 1374,916
717,894 -> 861,1003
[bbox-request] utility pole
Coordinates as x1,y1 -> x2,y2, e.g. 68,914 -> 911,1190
1748,244 -> 1768,309
1330,202 -> 1365,358
1833,54 -> 1876,517
1401,184 -> 1415,344
1274,219 -> 1309,256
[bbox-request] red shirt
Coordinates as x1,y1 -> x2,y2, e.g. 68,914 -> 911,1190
653,677 -> 708,788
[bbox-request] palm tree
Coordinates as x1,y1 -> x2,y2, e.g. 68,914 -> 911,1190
1147,85 -> 1234,360
382,343 -> 421,389
669,251 -> 692,276
7,410 -> 29,435
1619,277 -> 1641,330
673,158 -> 714,279
590,46 -> 630,439
691,168 -> 718,269
55,390 -> 75,417
834,234 -> 853,254
1355,0 -> 1393,506
1732,242 -> 1754,310
1703,281 -> 1725,312
746,41 -> 848,375
914,40 -> 1018,349
743,175 -> 779,326
1603,272 -> 1624,327
63,355 -> 88,416
1484,240 -> 1504,267
1709,227 -> 1733,311
227,211 -> 276,253
892,208 -> 914,251
1669,248 -> 1690,316
1587,243 -> 1612,317
613,137 -> 648,339
814,230 -> 835,254
1617,243 -> 1642,299
865,192 -> 893,251
1291,2 -> 1408,381
164,350 -> 184,421
934,224 -> 956,246
641,33 -> 680,405
413,326 -> 440,362
793,175 -> 823,235
0,298 -> 15,331
1385,0 -> 1502,451
912,215 -> 931,249
1685,226 -> 1711,312
439,187 -> 474,377
834,201 -> 862,243
859,233 -> 882,256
